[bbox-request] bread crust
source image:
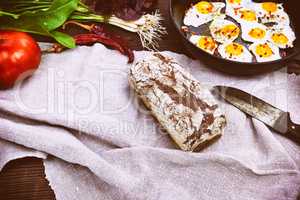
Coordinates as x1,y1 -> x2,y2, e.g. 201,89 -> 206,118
129,53 -> 226,151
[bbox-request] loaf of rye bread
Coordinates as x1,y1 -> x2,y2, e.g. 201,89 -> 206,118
129,53 -> 226,151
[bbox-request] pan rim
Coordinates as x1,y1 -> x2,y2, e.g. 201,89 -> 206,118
169,0 -> 300,66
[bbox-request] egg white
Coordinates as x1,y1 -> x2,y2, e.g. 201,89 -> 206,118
189,35 -> 218,54
225,6 -> 237,20
225,0 -> 251,8
210,19 -> 240,44
267,24 -> 296,49
183,2 -> 225,27
233,7 -> 258,24
249,42 -> 281,62
240,22 -> 270,43
218,42 -> 253,62
250,2 -> 290,26
225,0 -> 252,20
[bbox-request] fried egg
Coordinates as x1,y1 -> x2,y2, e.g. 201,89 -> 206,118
189,35 -> 218,54
268,25 -> 296,49
183,1 -> 225,27
241,22 -> 270,43
234,8 -> 258,23
210,19 -> 240,43
249,42 -> 281,62
218,42 -> 253,62
225,0 -> 251,8
251,2 -> 290,25
225,0 -> 252,19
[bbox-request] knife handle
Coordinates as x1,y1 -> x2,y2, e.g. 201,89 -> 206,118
287,115 -> 300,144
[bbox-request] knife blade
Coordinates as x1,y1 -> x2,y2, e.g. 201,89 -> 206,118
214,86 -> 300,144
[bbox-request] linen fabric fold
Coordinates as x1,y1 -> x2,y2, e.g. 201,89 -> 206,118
0,44 -> 299,200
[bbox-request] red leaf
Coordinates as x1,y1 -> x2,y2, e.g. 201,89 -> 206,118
94,0 -> 157,21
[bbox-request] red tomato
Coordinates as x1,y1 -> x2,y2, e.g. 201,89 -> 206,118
0,31 -> 41,89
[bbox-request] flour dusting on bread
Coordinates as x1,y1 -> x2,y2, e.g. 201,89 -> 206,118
129,53 -> 226,151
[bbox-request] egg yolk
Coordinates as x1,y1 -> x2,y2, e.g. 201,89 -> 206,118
228,0 -> 241,4
196,1 -> 214,14
271,33 -> 288,45
198,36 -> 216,51
262,2 -> 277,13
225,43 -> 244,56
240,10 -> 257,21
248,28 -> 266,39
220,24 -> 240,39
255,44 -> 273,58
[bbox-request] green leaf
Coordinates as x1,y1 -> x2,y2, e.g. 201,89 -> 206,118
0,17 -> 51,36
50,31 -> 75,48
0,0 -> 79,48
18,0 -> 79,31
0,21 -> 75,48
0,20 -> 75,48
0,10 -> 19,19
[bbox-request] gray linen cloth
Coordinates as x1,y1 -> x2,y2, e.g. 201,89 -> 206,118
0,44 -> 300,200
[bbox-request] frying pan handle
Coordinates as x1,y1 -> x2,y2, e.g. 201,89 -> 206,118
287,58 -> 300,75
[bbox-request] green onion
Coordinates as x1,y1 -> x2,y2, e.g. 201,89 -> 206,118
0,0 -> 167,49
70,10 -> 167,50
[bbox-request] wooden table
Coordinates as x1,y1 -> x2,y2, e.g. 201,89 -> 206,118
0,1 -> 188,199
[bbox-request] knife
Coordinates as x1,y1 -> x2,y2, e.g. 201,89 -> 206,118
213,86 -> 300,144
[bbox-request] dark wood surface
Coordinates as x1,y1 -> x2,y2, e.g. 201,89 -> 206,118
0,1 -> 188,200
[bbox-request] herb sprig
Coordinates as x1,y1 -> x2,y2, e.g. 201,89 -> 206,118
0,0 -> 166,49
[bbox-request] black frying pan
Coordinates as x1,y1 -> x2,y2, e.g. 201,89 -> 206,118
169,0 -> 300,75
